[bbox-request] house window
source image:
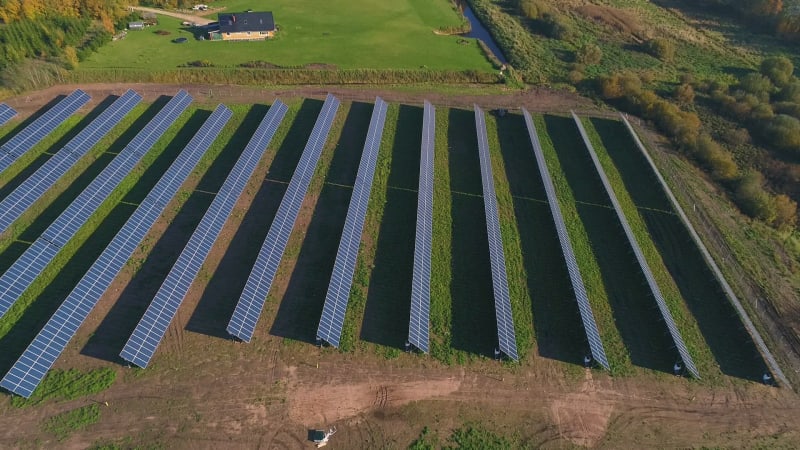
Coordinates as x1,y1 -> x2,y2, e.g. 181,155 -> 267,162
226,32 -> 230,36
247,31 -> 251,35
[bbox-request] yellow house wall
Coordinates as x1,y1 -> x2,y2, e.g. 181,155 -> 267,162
220,31 -> 274,41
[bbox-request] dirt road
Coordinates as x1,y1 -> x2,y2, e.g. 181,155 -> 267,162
130,6 -> 215,25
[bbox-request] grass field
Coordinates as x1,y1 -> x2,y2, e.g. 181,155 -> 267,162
79,0 -> 493,72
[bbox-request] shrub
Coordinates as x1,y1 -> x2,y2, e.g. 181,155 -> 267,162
763,114 -> 800,153
599,71 -> 642,98
643,38 -> 675,62
693,133 -> 738,181
567,68 -> 585,84
518,0 -> 552,19
735,171 -> 776,222
674,83 -> 695,105
773,101 -> 800,119
778,82 -> 800,103
576,43 -> 602,65
185,59 -> 214,67
773,194 -> 798,231
537,13 -> 575,41
721,127 -> 751,145
760,56 -> 794,87
738,73 -> 774,100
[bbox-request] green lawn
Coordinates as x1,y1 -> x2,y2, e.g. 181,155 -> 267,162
79,0 -> 493,71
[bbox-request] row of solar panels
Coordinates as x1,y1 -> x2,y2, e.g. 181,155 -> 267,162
0,93 -> 705,398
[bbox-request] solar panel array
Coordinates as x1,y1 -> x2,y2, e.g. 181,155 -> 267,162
522,109 -> 610,369
0,104 -> 231,398
571,111 -> 700,378
408,101 -> 435,354
0,90 -> 192,321
316,97 -> 388,347
120,101 -> 288,368
0,90 -> 142,235
0,90 -> 90,175
227,94 -> 340,342
474,105 -> 518,361
0,103 -> 17,126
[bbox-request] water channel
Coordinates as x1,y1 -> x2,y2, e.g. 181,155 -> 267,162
456,1 -> 508,65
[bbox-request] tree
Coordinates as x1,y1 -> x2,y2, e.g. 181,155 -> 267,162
760,56 -> 794,87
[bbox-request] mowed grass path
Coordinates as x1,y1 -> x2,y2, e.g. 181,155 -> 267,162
80,0 -> 493,71
0,97 -> 768,384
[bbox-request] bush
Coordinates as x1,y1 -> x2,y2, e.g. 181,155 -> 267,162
576,43 -> 602,65
185,59 -> 214,67
537,13 -> 575,41
778,82 -> 800,103
693,133 -> 738,181
735,171 -> 776,221
721,127 -> 751,145
599,71 -> 642,98
738,73 -> 774,100
760,56 -> 794,87
763,114 -> 800,153
643,38 -> 675,62
674,83 -> 695,105
773,101 -> 800,119
518,0 -> 552,19
773,194 -> 798,231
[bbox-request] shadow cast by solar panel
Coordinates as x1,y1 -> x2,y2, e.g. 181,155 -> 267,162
80,105 -> 270,363
495,113 -> 586,366
544,114 -> 677,373
448,107 -> 497,358
0,95 -> 66,150
0,95 -> 119,203
269,102 -> 372,343
590,117 -> 766,381
0,108 -> 208,374
186,99 -> 323,338
10,97 -> 171,244
361,104 -> 421,348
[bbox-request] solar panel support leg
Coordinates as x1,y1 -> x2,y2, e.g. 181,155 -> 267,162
494,348 -> 501,360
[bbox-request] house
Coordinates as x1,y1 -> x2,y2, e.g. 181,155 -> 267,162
208,12 -> 275,41
128,21 -> 144,30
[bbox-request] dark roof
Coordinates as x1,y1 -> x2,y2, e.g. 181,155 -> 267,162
217,12 -> 274,33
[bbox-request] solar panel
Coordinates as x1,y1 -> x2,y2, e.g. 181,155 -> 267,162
474,105 -> 518,361
227,94 -> 340,342
0,90 -> 90,174
0,90 -> 192,320
316,97 -> 388,348
120,100 -> 288,368
0,105 -> 231,398
521,109 -> 610,370
0,103 -> 17,126
571,111 -> 700,378
408,101 -> 435,354
0,91 -> 141,234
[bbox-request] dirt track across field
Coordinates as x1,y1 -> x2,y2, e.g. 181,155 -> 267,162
2,83 -> 609,119
130,6 -> 215,25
